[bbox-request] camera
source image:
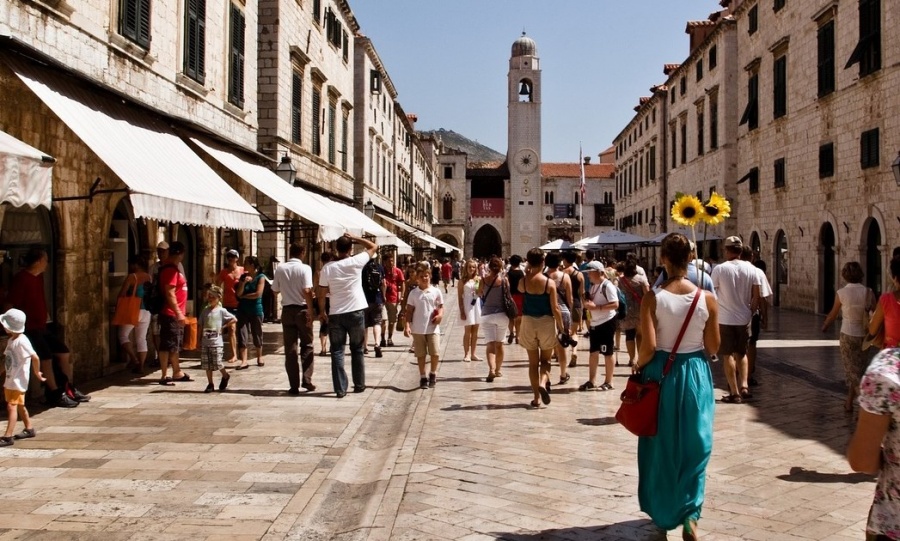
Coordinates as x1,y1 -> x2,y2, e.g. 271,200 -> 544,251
557,332 -> 578,348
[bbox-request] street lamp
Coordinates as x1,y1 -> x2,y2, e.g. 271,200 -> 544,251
892,151 -> 900,187
276,154 -> 296,185
648,217 -> 658,234
364,199 -> 376,220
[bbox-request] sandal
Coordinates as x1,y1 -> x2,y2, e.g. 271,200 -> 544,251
599,382 -> 614,391
740,387 -> 753,399
486,373 -> 495,383
558,374 -> 570,385
257,362 -> 265,367
236,364 -> 250,370
720,394 -> 743,404
529,400 -> 542,409
159,377 -> 174,386
539,385 -> 551,405
174,373 -> 193,382
204,383 -> 215,393
219,374 -> 230,391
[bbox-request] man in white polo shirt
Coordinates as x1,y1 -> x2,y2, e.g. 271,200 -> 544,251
317,233 -> 378,398
711,236 -> 761,404
271,242 -> 315,395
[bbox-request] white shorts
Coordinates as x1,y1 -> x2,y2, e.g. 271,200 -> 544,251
481,312 -> 510,343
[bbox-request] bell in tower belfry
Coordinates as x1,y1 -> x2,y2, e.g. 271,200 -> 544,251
518,80 -> 532,102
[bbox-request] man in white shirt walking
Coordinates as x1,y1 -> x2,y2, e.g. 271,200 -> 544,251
272,243 -> 315,395
317,233 -> 378,398
711,236 -> 761,403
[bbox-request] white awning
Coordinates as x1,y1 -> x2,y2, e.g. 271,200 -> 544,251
307,194 -> 412,254
190,139 -> 345,242
376,213 -> 460,253
0,129 -> 53,209
11,61 -> 262,231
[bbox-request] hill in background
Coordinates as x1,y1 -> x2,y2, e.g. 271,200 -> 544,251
419,129 -> 505,163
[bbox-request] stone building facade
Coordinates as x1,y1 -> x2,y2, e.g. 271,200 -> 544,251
612,0 -> 900,313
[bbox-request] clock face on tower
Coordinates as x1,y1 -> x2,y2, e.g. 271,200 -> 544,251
514,148 -> 538,174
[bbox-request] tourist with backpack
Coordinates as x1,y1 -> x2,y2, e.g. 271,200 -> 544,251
361,254 -> 386,358
617,260 -> 650,368
579,261 -> 619,392
154,241 -> 193,386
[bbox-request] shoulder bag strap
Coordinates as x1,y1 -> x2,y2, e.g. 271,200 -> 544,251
663,289 -> 702,377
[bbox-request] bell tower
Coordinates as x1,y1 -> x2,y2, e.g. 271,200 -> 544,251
507,32 -> 541,257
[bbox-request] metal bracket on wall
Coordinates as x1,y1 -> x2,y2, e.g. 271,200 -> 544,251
53,177 -> 129,203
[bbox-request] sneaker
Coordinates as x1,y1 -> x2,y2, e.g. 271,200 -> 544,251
420,377 -> 429,389
13,428 -> 35,440
0,437 -> 13,447
56,394 -> 79,408
578,381 -> 597,391
375,347 -> 383,358
72,389 -> 91,402
204,383 -> 215,393
301,381 -> 317,392
428,373 -> 436,388
288,388 -> 301,396
380,338 -> 386,348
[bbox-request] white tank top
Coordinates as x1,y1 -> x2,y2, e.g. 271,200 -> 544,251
653,289 -> 709,353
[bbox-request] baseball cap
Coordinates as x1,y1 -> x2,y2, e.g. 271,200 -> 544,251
581,260 -> 604,272
157,241 -> 170,250
0,309 -> 26,334
724,236 -> 743,248
226,249 -> 239,258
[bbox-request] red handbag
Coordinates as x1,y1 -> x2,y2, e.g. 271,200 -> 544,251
616,289 -> 701,437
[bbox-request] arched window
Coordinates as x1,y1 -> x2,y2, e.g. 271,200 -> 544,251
442,194 -> 453,220
518,78 -> 533,102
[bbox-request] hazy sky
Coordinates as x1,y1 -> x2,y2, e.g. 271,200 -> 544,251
350,1 -> 719,162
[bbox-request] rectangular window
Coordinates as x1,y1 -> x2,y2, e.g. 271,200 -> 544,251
697,111 -> 705,156
818,20 -> 835,97
774,0 -> 785,12
370,70 -> 382,94
709,45 -> 717,69
183,0 -> 205,83
739,72 -> 759,130
860,128 -> 880,169
341,113 -> 348,172
773,55 -> 787,118
311,87 -> 321,155
649,146 -> 656,180
749,4 -> 759,34
696,58 -> 704,82
327,101 -> 336,165
342,30 -> 349,62
819,142 -> 835,178
710,94 -> 719,149
227,4 -> 245,108
291,71 -> 302,144
845,0 -> 881,78
443,166 -> 453,179
680,77 -> 686,96
680,122 -> 687,165
312,0 -> 320,24
119,0 -> 152,48
670,125 -> 677,169
774,158 -> 786,188
749,168 -> 760,194
671,90 -> 676,104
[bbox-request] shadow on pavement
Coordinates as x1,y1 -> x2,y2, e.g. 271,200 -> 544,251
441,403 -> 531,411
577,416 -> 619,426
776,466 -> 874,484
492,518 -> 663,540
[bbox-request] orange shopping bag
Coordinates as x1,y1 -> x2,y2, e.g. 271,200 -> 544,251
182,316 -> 198,350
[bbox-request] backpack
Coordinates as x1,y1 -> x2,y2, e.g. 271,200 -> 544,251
363,261 -> 383,294
602,280 -> 627,320
145,263 -> 176,315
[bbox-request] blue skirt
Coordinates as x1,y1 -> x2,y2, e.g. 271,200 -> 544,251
637,349 -> 714,530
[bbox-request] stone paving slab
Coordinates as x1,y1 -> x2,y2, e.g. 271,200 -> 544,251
0,288 -> 876,540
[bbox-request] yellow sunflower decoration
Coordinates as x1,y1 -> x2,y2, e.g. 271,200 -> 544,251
702,192 -> 731,226
671,194 -> 704,227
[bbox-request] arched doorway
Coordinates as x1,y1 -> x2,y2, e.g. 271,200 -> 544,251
473,224 -> 502,260
774,230 -> 788,307
864,219 -> 883,296
820,223 -> 836,313
435,234 -> 460,261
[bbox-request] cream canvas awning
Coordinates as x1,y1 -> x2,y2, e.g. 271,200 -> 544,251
191,139 -> 345,242
11,61 -> 262,231
376,213 -> 460,253
307,194 -> 412,255
0,129 -> 53,209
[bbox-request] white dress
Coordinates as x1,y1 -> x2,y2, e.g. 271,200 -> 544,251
462,279 -> 482,326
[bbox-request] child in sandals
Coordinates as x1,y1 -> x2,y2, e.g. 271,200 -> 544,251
199,286 -> 236,393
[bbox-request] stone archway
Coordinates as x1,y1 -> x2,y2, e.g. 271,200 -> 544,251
863,218 -> 883,296
435,234 -> 461,260
473,224 -> 502,260
820,222 -> 836,314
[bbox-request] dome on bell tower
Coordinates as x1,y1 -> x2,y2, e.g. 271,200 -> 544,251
511,32 -> 537,57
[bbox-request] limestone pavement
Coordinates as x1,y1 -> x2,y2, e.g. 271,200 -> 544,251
0,286 -> 875,540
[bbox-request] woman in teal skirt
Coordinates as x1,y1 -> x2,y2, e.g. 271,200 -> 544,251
633,233 -> 720,540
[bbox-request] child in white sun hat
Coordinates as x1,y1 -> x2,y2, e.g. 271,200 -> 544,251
0,309 -> 45,446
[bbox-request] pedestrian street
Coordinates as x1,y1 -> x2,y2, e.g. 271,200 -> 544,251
0,290 -> 876,540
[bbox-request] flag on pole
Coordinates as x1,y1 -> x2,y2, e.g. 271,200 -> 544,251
579,144 -> 586,200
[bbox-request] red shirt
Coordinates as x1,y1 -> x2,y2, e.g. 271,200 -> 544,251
441,262 -> 452,280
217,266 -> 244,309
383,266 -> 405,304
160,264 -> 188,317
6,270 -> 47,331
